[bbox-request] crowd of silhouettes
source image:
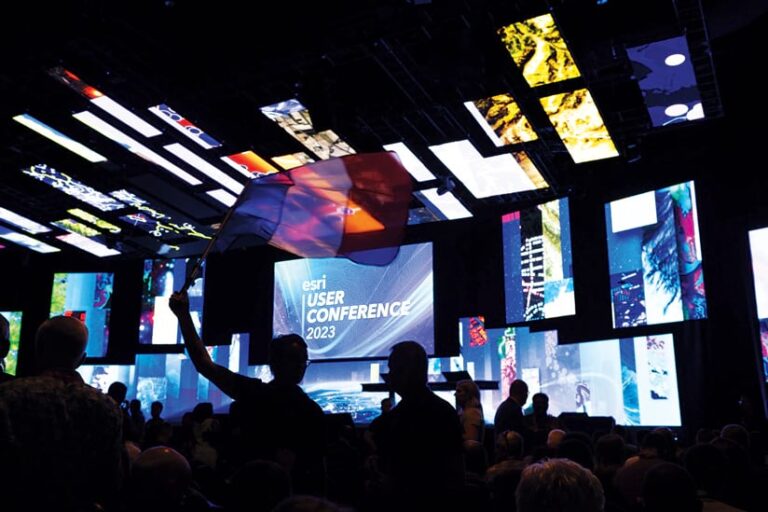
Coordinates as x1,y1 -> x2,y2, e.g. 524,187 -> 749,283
0,307 -> 767,511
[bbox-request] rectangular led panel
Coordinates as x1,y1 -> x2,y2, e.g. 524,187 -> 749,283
49,67 -> 162,137
50,272 -> 114,357
539,88 -> 619,164
206,189 -> 238,207
515,329 -> 682,426
627,36 -> 704,127
429,140 -> 548,198
498,13 -> 581,87
163,143 -> 243,193
56,233 -> 121,257
273,242 -> 434,359
67,209 -> 121,234
414,188 -> 473,220
260,99 -> 356,160
301,360 -> 390,423
382,142 -> 437,182
0,311 -> 22,376
502,197 -> 575,323
73,111 -> 202,186
140,258 -> 204,345
605,181 -> 706,327
749,227 -> 768,382
23,164 -> 125,212
271,152 -> 315,171
464,94 -> 538,146
148,104 -> 222,149
110,189 -> 211,240
221,151 -> 280,178
132,340 -> 249,420
52,219 -> 101,238
0,226 -> 59,253
13,114 -> 107,162
77,364 -> 135,394
0,205 -> 51,234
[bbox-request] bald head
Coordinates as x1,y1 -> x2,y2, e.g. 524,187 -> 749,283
35,316 -> 88,371
131,446 -> 191,508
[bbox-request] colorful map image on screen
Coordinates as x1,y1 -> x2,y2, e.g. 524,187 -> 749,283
748,227 -> 768,381
0,311 -> 22,376
273,243 -> 434,360
50,272 -> 113,357
139,258 -> 204,345
302,360 -> 389,424
503,197 -> 575,323
605,181 -> 706,328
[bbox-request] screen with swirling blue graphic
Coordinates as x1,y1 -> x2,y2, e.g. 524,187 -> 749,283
273,243 -> 434,360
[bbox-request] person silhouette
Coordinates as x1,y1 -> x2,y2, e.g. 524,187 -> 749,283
169,290 -> 325,495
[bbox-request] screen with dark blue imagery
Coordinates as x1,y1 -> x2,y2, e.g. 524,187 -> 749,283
50,272 -> 114,357
502,197 -> 575,323
748,228 -> 768,382
301,360 -> 389,424
605,181 -> 706,328
626,36 -> 704,127
273,243 -> 434,360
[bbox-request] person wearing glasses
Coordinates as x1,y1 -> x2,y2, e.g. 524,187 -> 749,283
169,291 -> 325,496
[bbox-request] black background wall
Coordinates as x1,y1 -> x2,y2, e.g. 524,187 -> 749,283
1,4 -> 767,434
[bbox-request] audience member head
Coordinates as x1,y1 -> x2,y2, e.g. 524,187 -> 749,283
547,429 -> 566,451
642,462 -> 701,512
683,443 -> 728,497
455,379 -> 481,409
557,438 -> 594,471
272,495 -> 343,512
129,399 -> 143,415
107,381 -> 128,405
532,392 -> 550,416
228,460 -> 292,512
387,340 -> 428,398
380,397 -> 392,414
516,458 -> 605,512
595,434 -> 626,468
269,334 -> 309,384
495,429 -> 525,462
192,401 -> 214,422
720,423 -> 750,451
150,400 -> 164,419
639,431 -> 669,459
34,316 -> 88,371
0,313 -> 9,361
463,439 -> 488,476
130,446 -> 192,510
509,379 -> 529,406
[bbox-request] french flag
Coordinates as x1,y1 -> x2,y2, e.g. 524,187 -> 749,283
216,152 -> 413,265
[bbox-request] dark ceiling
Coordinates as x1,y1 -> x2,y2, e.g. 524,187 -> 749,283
0,0 -> 764,260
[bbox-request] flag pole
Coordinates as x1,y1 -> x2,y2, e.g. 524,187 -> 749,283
180,194 -> 242,294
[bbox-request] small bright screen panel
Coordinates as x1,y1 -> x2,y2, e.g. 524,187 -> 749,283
498,13 -> 581,87
50,273 -> 114,357
749,227 -> 768,382
539,89 -> 619,164
605,181 -> 706,328
503,197 -> 575,323
139,258 -> 204,345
